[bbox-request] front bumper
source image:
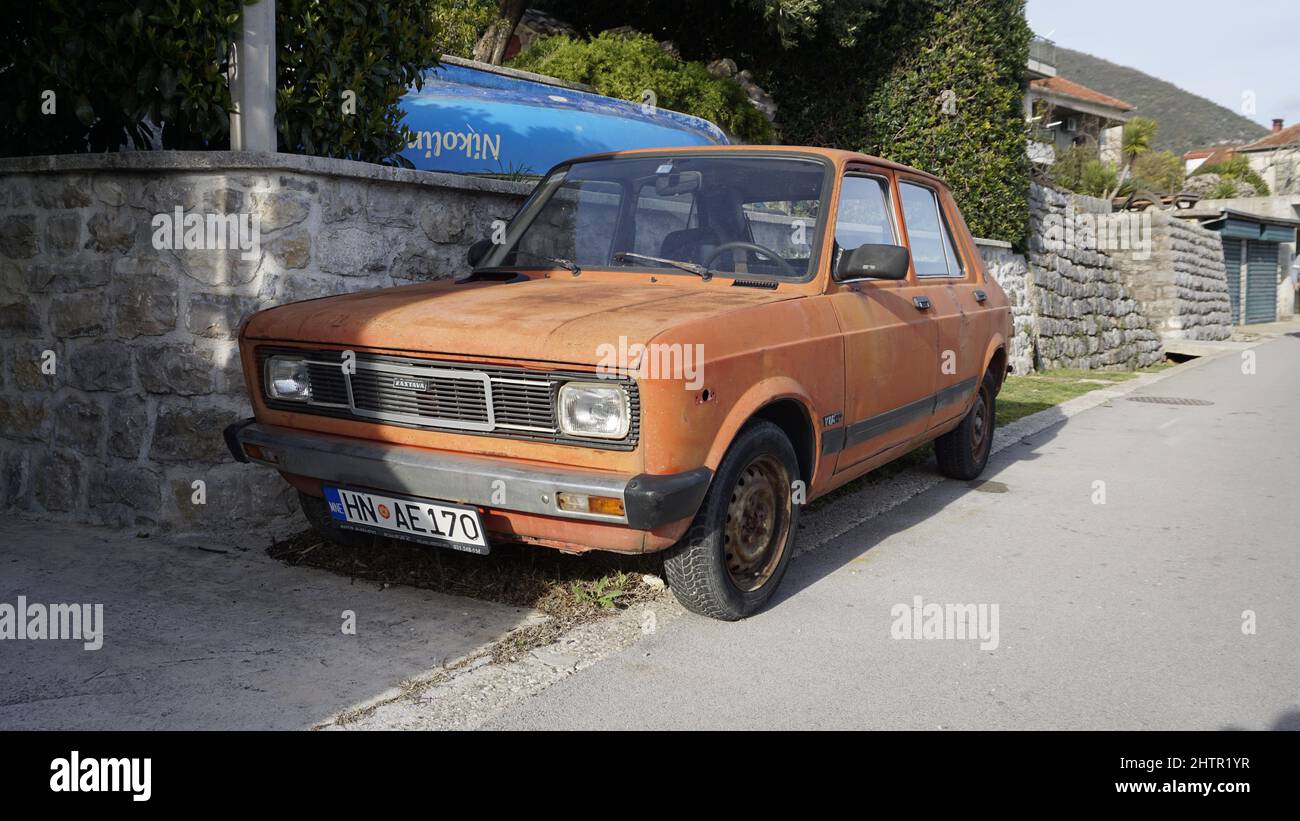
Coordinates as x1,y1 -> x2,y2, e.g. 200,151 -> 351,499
224,420 -> 711,531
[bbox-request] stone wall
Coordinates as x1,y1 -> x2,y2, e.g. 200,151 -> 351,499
0,152 -> 530,534
1024,183 -> 1164,370
1108,212 -> 1232,341
976,184 -> 1232,372
974,239 -> 1033,374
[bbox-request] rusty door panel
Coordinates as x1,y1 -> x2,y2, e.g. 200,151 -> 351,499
827,284 -> 939,472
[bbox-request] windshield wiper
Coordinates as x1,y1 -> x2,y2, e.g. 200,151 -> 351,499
514,249 -> 581,276
613,251 -> 715,281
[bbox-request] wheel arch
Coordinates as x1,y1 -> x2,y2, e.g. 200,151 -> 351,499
704,378 -> 820,488
751,399 -> 817,487
981,335 -> 1009,394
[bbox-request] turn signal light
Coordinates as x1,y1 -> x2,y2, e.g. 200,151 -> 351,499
556,492 -> 625,517
243,444 -> 278,464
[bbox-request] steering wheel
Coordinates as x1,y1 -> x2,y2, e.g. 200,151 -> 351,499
703,241 -> 796,278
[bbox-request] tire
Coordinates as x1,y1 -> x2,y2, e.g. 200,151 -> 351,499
298,491 -> 385,550
934,370 -> 997,480
663,420 -> 801,620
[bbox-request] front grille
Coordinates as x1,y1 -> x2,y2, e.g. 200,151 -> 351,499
257,347 -> 639,450
350,366 -> 493,429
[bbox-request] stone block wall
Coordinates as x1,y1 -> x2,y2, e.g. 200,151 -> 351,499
974,239 -> 1033,375
0,152 -> 530,534
975,183 -> 1235,372
1024,183 -> 1164,370
1108,212 -> 1232,341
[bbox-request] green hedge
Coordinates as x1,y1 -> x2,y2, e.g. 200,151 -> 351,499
755,1 -> 1031,243
536,0 -> 1032,244
0,0 -> 442,164
275,0 -> 441,163
0,0 -> 247,155
510,33 -> 774,144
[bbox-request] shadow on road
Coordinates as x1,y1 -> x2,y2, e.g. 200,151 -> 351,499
768,406 -> 1072,613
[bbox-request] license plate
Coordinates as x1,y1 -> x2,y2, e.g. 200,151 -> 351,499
323,486 -> 489,555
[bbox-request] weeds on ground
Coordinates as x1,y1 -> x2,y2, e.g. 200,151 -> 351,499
267,529 -> 663,638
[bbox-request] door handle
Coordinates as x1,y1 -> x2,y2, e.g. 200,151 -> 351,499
974,290 -> 988,302
913,295 -> 932,310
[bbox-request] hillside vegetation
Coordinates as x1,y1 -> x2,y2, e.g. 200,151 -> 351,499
1055,47 -> 1268,154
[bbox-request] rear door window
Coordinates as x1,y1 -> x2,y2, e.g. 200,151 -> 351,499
899,182 -> 963,278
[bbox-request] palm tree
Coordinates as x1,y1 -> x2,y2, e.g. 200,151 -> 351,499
1105,117 -> 1158,200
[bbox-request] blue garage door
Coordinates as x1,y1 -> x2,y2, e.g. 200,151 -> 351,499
1222,238 -> 1242,324
1244,240 -> 1278,324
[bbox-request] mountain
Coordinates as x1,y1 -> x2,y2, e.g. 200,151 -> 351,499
1053,47 -> 1269,155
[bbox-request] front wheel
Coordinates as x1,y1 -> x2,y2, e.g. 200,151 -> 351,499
934,370 -> 997,480
663,420 -> 801,620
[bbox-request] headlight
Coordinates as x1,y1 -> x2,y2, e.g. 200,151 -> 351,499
558,382 -> 629,439
265,355 -> 312,401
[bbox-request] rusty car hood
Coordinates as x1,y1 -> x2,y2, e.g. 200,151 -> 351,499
243,275 -> 801,365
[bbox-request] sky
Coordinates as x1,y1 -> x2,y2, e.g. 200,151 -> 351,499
1026,0 -> 1300,131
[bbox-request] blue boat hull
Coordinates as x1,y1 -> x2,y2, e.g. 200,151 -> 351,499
399,60 -> 729,175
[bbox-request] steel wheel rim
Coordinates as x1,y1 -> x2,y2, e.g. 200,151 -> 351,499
971,386 -> 992,456
723,454 -> 792,592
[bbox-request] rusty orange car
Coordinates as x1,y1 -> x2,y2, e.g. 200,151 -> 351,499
225,146 -> 1011,620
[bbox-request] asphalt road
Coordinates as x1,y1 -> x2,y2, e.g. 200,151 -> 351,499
486,336 -> 1300,730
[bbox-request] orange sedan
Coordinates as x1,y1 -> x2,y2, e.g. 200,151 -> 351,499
225,146 -> 1011,620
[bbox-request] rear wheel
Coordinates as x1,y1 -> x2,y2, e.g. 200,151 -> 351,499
663,421 -> 801,620
935,370 -> 996,480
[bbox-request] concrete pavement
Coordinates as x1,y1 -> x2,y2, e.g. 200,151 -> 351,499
0,521 -> 539,729
484,336 -> 1300,730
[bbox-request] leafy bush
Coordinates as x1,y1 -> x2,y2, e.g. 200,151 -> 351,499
536,0 -> 1031,243
510,32 -> 774,144
1191,154 -> 1269,196
1,0 -> 443,164
0,0 -> 246,155
1048,145 -> 1120,198
431,0 -> 498,60
275,0 -> 442,163
1129,150 -> 1185,194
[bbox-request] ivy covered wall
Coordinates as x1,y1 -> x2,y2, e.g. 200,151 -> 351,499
540,0 -> 1033,244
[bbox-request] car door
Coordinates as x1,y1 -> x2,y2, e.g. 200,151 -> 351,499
826,167 -> 940,474
895,176 -> 982,429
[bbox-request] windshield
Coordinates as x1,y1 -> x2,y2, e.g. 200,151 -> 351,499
481,154 -> 830,279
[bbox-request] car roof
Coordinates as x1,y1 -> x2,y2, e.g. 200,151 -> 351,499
567,144 -> 948,188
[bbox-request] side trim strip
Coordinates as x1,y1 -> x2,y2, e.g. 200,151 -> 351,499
843,393 -> 933,450
823,376 -> 979,457
933,376 -> 978,411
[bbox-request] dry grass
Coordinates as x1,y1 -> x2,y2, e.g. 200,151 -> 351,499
267,529 -> 663,627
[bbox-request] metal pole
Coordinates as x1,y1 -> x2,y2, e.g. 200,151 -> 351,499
230,0 -> 276,151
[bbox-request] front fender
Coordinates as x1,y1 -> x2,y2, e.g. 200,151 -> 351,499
703,376 -> 820,473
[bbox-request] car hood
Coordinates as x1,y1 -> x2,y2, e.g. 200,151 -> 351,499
243,275 -> 801,365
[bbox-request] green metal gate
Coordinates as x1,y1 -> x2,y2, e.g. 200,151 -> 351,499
1244,240 -> 1278,324
1222,238 -> 1242,324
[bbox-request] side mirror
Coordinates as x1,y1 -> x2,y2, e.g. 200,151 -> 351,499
834,243 -> 910,281
466,238 -> 492,269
